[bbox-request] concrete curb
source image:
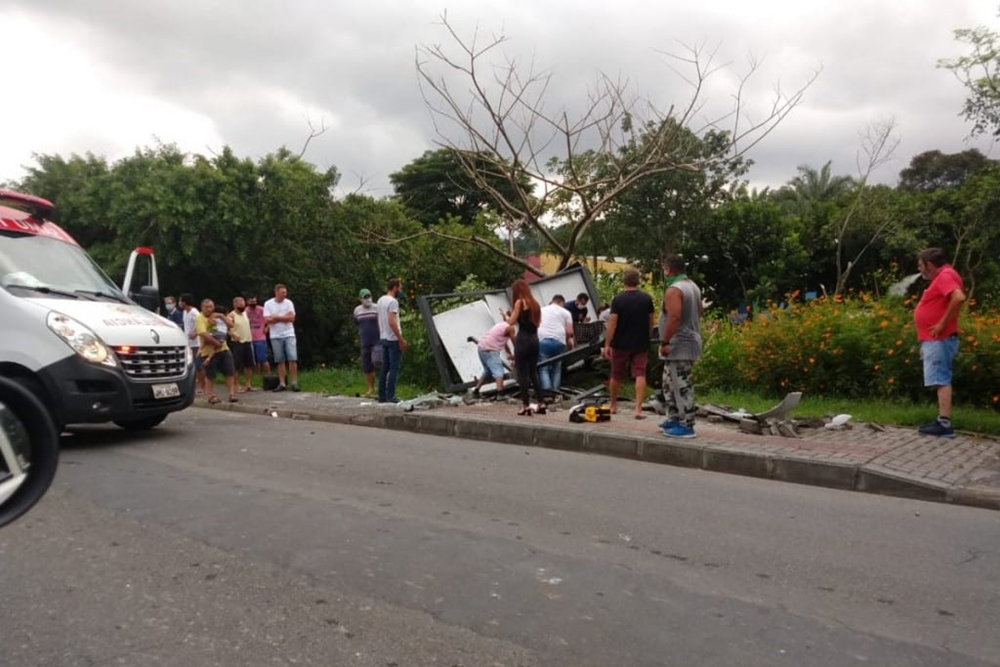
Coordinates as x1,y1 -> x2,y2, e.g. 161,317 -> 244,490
199,401 -> 997,510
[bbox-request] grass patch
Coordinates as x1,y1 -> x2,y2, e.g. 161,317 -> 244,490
294,364 -> 1000,436
296,366 -> 429,399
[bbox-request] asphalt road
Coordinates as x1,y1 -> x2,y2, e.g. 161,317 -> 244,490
1,408 -> 998,667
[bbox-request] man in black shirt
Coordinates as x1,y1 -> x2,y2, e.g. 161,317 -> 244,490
565,292 -> 591,323
601,269 -> 655,419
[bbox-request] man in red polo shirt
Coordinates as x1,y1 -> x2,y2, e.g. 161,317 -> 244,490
913,248 -> 966,438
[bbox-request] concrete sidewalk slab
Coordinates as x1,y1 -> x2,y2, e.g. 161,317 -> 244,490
196,391 -> 1000,510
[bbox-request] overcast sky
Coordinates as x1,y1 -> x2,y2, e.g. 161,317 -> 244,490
2,1 -> 997,197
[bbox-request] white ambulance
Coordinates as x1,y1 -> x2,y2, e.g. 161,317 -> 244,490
0,190 -> 196,430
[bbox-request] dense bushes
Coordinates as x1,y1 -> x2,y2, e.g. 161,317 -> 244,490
697,294 -> 1000,409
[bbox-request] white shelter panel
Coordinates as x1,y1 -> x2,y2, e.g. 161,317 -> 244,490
483,292 -> 512,323
531,272 -> 593,319
432,300 -> 498,383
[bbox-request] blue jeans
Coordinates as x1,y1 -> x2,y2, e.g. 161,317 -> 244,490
378,339 -> 403,402
538,338 -> 566,392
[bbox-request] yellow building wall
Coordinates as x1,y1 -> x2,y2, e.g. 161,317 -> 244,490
537,253 -> 637,276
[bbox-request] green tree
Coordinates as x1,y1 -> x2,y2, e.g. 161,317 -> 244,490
688,192 -> 808,307
389,148 -> 533,228
939,9 -> 1000,138
415,13 -> 815,275
898,149 -> 995,191
772,161 -> 856,216
592,121 -> 749,272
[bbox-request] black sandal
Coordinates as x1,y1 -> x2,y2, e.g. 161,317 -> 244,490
535,404 -> 547,415
517,406 -> 533,416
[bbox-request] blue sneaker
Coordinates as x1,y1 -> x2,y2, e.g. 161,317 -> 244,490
917,420 -> 954,438
662,424 -> 695,438
659,418 -> 680,430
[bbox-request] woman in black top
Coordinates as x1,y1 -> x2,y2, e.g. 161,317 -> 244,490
505,279 -> 546,415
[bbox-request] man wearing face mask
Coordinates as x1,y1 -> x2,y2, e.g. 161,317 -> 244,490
245,294 -> 271,381
164,296 -> 184,327
354,288 -> 379,398
229,296 -> 255,392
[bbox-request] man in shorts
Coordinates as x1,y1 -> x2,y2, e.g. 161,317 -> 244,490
914,248 -> 966,438
353,288 -> 379,398
472,321 -> 515,397
264,283 -> 299,392
245,295 -> 271,381
228,296 -> 255,392
195,299 -> 238,403
602,269 -> 655,419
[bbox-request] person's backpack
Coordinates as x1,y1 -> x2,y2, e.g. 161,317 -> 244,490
262,374 -> 280,391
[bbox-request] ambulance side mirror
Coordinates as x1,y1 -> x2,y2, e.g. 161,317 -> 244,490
0,377 -> 60,528
133,285 -> 161,313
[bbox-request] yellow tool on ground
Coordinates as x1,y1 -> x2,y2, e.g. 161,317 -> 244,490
569,400 -> 612,423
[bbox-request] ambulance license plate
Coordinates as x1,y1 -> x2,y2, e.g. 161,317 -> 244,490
152,383 -> 180,399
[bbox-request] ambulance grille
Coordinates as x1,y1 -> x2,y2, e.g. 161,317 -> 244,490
115,346 -> 187,379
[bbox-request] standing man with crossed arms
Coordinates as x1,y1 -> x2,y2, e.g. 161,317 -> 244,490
264,283 -> 299,392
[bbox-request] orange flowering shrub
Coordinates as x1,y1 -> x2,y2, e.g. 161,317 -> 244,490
697,295 -> 1000,408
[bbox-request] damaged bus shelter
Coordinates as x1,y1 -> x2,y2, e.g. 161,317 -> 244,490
416,265 -> 605,395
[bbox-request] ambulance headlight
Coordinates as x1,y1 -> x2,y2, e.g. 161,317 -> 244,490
46,312 -> 116,367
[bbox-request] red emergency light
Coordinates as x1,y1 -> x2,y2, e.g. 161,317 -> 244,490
0,190 -> 56,220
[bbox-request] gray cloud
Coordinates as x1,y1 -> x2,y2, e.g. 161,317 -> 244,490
4,0 -> 997,197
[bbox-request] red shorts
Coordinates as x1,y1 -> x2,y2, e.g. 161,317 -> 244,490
610,349 -> 647,381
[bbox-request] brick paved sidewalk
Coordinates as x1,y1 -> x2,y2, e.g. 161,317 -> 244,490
196,390 -> 1000,510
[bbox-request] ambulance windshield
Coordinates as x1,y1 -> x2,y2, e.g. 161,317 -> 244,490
0,231 -> 126,301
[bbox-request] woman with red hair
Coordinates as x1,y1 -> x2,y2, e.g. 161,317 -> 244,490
505,279 -> 545,415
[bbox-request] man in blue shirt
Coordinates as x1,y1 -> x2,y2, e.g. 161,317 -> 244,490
164,296 -> 184,327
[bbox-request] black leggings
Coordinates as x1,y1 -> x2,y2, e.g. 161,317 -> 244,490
514,332 -> 543,407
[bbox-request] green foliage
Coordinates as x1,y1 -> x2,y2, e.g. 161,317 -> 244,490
697,295 -> 1000,410
592,270 -> 626,308
898,149 -> 993,191
296,365 -> 426,400
771,161 -> 856,217
389,148 -> 533,227
690,195 -> 808,307
580,121 -> 749,272
939,15 -> 1000,138
13,144 -> 514,369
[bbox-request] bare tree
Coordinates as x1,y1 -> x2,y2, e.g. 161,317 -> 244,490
832,117 -> 901,296
415,12 -> 818,275
298,116 -> 329,159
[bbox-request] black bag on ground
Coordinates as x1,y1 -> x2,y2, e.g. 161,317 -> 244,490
262,374 -> 280,391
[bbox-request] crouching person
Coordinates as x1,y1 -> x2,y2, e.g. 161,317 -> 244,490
473,321 -> 515,397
